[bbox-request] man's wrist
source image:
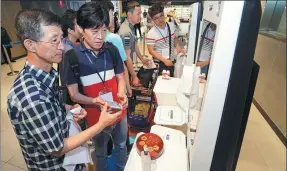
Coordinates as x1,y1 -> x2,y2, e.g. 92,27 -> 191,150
162,58 -> 167,63
131,74 -> 137,80
91,97 -> 98,104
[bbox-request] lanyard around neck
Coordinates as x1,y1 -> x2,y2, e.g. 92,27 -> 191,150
84,51 -> 107,88
155,24 -> 169,43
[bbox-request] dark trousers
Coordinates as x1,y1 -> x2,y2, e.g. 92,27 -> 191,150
1,46 -> 12,63
134,23 -> 142,37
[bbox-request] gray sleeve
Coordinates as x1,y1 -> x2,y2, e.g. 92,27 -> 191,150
119,33 -> 132,50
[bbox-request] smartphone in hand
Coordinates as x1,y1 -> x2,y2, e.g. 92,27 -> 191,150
106,101 -> 123,113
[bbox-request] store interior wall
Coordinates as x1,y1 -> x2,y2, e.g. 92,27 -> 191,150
1,0 -> 70,59
1,0 -> 26,59
268,1 -> 285,32
253,0 -> 286,140
20,0 -> 67,17
277,7 -> 286,36
253,35 -> 286,138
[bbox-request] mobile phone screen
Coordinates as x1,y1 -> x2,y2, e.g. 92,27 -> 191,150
107,101 -> 122,111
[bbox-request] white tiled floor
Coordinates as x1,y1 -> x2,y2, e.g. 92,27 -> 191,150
1,51 -> 286,170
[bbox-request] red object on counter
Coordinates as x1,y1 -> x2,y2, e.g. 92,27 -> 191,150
136,133 -> 164,160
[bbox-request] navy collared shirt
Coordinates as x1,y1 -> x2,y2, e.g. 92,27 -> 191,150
62,41 -> 124,87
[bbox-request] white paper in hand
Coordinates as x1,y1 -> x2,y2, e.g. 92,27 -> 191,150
63,113 -> 93,171
70,105 -> 82,115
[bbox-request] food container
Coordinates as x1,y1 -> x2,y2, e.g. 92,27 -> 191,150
136,133 -> 164,160
153,76 -> 180,106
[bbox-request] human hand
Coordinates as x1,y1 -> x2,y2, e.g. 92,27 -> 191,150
71,104 -> 87,122
70,104 -> 87,122
117,93 -> 128,109
132,76 -> 141,87
65,104 -> 73,111
141,57 -> 150,65
164,59 -> 173,67
92,96 -> 105,106
127,87 -> 132,97
179,49 -> 186,56
98,102 -> 121,127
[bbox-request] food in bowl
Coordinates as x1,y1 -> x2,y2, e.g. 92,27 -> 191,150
136,133 -> 164,160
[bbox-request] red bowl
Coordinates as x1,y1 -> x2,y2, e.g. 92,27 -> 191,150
136,133 -> 164,160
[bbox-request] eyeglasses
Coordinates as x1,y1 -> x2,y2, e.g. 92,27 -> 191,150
152,13 -> 165,21
31,38 -> 64,48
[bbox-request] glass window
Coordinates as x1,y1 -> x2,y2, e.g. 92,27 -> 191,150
260,0 -> 286,39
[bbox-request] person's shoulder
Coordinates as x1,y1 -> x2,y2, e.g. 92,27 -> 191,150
105,41 -> 119,52
63,43 -> 73,54
146,27 -> 157,37
8,71 -> 42,109
71,44 -> 84,56
118,23 -> 131,35
107,33 -> 124,47
106,32 -> 122,42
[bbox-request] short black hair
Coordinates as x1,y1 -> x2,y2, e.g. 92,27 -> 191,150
15,9 -> 61,44
61,9 -> 77,38
148,4 -> 164,18
77,2 -> 109,30
126,1 -> 140,13
91,0 -> 114,11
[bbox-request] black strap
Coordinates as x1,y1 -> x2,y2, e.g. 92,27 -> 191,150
166,22 -> 172,58
105,42 -> 118,69
57,62 -> 61,86
66,49 -> 84,94
198,23 -> 212,60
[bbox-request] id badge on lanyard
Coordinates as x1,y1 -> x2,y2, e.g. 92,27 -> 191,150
99,88 -> 113,102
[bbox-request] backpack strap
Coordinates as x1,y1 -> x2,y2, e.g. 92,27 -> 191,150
57,62 -> 61,86
105,42 -> 118,69
66,49 -> 84,94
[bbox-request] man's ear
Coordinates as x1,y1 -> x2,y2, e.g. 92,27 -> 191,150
127,11 -> 132,18
77,25 -> 84,35
23,39 -> 37,53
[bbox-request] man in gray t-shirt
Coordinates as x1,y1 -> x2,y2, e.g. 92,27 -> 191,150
118,1 -> 149,87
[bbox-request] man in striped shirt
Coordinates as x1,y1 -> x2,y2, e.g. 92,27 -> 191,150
146,4 -> 185,77
64,3 -> 128,171
197,22 -> 216,74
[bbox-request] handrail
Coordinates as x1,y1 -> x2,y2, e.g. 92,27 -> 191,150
3,41 -> 21,48
2,42 -> 20,76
